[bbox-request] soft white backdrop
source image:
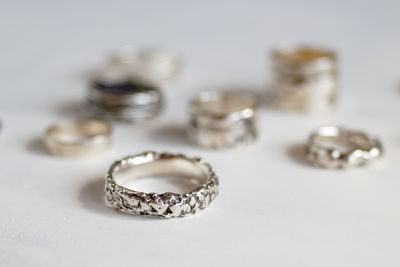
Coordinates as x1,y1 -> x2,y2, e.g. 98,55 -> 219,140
1,1 -> 400,266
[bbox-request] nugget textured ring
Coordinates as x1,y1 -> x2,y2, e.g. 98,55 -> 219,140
105,151 -> 219,218
306,126 -> 383,168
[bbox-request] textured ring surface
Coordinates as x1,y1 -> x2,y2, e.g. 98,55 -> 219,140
105,151 -> 219,218
188,90 -> 257,149
306,126 -> 383,168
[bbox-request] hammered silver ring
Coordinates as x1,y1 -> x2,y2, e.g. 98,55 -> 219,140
306,126 -> 383,168
105,151 -> 219,218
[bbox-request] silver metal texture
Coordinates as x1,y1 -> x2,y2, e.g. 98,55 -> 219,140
44,119 -> 111,157
306,126 -> 383,168
187,90 -> 257,149
268,45 -> 337,112
86,79 -> 163,122
105,151 -> 219,218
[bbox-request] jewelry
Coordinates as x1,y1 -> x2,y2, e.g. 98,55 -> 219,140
109,45 -> 181,82
306,126 -> 383,168
105,151 -> 219,218
86,79 -> 163,122
44,119 -> 111,157
187,90 -> 257,149
268,45 -> 337,112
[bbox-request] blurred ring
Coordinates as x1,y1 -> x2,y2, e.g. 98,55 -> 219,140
86,80 -> 163,122
187,90 -> 257,149
44,119 -> 111,157
306,126 -> 383,168
109,45 -> 181,81
269,45 -> 337,112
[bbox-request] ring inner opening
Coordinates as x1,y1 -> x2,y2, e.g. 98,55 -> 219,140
114,158 -> 209,194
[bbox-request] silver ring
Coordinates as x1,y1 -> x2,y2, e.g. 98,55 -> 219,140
109,45 -> 181,81
187,90 -> 257,149
306,126 -> 383,168
86,80 -> 163,122
268,45 -> 337,112
44,119 -> 111,157
105,151 -> 219,218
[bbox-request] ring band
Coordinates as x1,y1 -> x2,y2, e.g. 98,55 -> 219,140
269,45 -> 337,112
306,126 -> 383,168
44,119 -> 111,157
187,90 -> 257,149
87,79 -> 163,122
105,151 -> 219,218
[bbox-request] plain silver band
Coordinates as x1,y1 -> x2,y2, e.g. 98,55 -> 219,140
105,151 -> 219,218
44,119 -> 111,157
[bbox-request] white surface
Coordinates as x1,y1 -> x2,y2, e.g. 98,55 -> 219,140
1,1 -> 400,266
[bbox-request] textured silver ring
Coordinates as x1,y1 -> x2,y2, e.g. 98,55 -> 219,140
105,151 -> 219,218
306,126 -> 383,168
44,119 -> 111,157
188,90 -> 257,149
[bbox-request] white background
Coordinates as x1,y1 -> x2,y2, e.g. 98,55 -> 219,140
1,1 -> 400,266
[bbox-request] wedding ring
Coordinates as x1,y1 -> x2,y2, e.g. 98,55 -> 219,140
109,45 -> 181,82
187,90 -> 257,149
268,45 -> 337,112
86,79 -> 163,122
105,151 -> 219,218
306,126 -> 383,168
44,119 -> 111,157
